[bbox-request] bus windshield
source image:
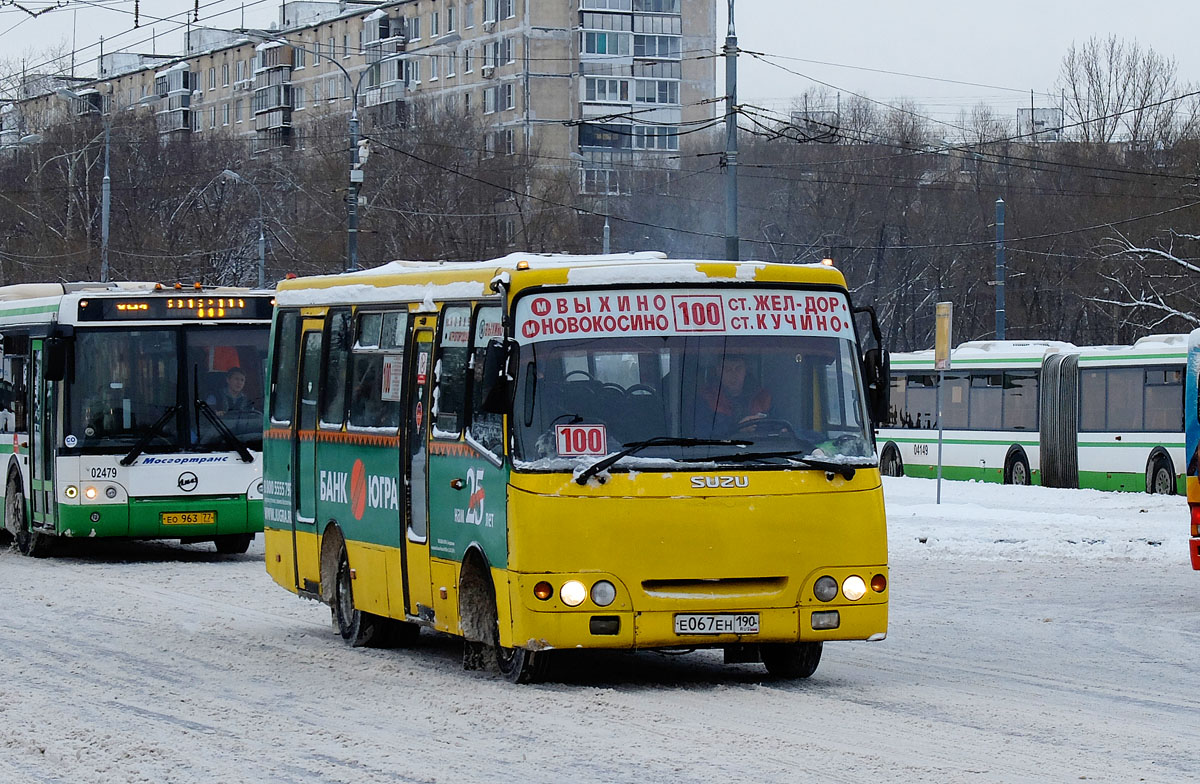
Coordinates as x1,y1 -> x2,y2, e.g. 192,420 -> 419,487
512,333 -> 874,468
65,326 -> 267,453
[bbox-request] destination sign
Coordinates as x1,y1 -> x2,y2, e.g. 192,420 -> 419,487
78,295 -> 275,322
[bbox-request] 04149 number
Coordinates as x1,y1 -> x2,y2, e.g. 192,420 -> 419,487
673,613 -> 760,635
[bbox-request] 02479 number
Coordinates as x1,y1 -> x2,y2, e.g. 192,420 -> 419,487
674,613 -> 760,635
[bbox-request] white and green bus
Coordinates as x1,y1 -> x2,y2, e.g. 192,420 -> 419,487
878,335 -> 1186,494
0,283 -> 274,556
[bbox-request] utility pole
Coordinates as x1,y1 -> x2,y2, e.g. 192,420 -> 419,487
100,119 -> 111,282
723,0 -> 739,261
995,198 -> 1005,340
348,108 -> 361,272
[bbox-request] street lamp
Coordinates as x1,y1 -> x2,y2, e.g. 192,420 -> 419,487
251,33 -> 405,272
220,169 -> 266,288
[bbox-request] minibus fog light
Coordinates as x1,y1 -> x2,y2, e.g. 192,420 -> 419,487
842,575 -> 867,601
84,486 -> 98,500
560,580 -> 587,607
812,610 -> 840,630
591,580 -> 616,607
533,581 -> 553,601
813,576 -> 838,602
871,573 -> 888,593
105,486 -> 118,499
64,485 -> 78,499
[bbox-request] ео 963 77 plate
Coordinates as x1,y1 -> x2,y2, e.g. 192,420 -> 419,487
674,613 -> 760,635
161,511 -> 215,526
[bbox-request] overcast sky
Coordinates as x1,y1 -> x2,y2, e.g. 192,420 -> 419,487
4,0 -> 1198,126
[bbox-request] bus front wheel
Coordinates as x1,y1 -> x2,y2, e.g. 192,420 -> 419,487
7,476 -> 52,558
761,641 -> 822,679
332,545 -> 387,647
496,642 -> 551,684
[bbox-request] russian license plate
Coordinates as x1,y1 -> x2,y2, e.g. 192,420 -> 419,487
674,613 -> 760,635
160,511 -> 216,526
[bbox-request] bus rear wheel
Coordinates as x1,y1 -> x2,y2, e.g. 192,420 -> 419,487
880,444 -> 904,477
761,641 -> 823,679
7,477 -> 52,558
1148,456 -> 1176,495
1004,451 -> 1031,486
213,534 -> 253,554
332,545 -> 387,647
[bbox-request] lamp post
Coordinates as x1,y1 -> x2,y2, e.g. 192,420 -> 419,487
252,34 -> 405,272
54,90 -> 155,282
56,87 -> 112,281
220,169 -> 266,288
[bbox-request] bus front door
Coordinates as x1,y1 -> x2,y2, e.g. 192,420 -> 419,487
292,329 -> 323,592
28,342 -> 56,534
403,323 -> 435,618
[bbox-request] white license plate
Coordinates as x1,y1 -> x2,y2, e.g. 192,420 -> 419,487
674,613 -> 760,635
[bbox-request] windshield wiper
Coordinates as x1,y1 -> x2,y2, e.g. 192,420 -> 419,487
575,437 -> 751,485
195,398 -> 255,463
682,449 -> 872,480
119,404 -> 181,466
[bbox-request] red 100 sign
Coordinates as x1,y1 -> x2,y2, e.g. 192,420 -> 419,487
555,424 -> 608,457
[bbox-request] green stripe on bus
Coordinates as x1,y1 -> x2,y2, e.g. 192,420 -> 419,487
1078,353 -> 1183,363
890,357 -> 1043,366
885,435 -> 1039,447
0,304 -> 60,318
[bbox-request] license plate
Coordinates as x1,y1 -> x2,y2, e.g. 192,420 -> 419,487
161,511 -> 216,526
674,613 -> 760,635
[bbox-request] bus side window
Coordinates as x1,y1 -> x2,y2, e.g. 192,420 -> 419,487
348,312 -> 401,431
270,311 -> 301,425
468,306 -> 504,456
434,305 -> 471,439
320,309 -> 352,429
0,334 -> 28,433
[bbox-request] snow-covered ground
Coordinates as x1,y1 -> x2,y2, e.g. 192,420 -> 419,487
2,476 -> 1199,783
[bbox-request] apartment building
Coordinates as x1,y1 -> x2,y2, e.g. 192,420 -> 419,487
4,1 -> 718,194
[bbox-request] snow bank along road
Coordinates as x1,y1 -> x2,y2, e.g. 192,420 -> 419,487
2,477 -> 1199,783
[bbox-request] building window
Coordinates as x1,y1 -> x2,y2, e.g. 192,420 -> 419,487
484,0 -> 497,22
633,0 -> 680,11
292,88 -> 304,110
484,86 -> 497,114
447,5 -> 457,32
448,49 -> 457,76
504,37 -> 515,64
222,63 -> 230,86
633,126 -> 679,150
328,36 -> 336,58
409,16 -> 421,40
294,48 -> 306,68
431,11 -> 439,37
430,54 -> 440,81
503,82 -> 514,110
342,34 -> 349,57
235,100 -> 244,121
633,35 -> 681,59
583,32 -> 631,56
464,48 -> 473,72
209,106 -> 216,129
465,1 -> 475,27
502,128 -> 514,155
585,77 -> 629,102
464,91 -> 472,112
328,75 -> 340,99
582,0 -> 633,8
222,102 -> 230,125
635,79 -> 679,104
500,0 -> 514,19
208,67 -> 216,90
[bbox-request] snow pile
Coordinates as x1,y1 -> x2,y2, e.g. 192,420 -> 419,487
884,475 -> 1188,564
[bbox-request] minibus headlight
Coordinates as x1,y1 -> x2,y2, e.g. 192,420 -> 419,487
84,486 -> 98,500
64,485 -> 78,499
591,580 -> 616,607
813,576 -> 838,602
560,580 -> 587,607
842,575 -> 867,601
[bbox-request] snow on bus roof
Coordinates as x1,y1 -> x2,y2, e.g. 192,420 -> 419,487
892,340 -> 1078,363
276,252 -> 832,307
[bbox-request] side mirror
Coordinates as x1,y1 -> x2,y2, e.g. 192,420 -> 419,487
480,337 -> 518,414
44,337 -> 68,381
863,347 -> 890,425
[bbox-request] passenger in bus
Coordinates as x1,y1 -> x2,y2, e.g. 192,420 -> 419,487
698,355 -> 772,436
208,367 -> 251,416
